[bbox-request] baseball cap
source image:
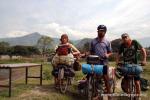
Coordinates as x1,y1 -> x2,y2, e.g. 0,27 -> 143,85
97,25 -> 107,32
121,33 -> 129,38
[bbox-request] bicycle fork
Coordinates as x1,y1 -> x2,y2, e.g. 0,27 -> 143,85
129,77 -> 136,100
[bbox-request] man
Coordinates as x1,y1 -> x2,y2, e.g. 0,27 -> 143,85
116,33 -> 147,98
90,25 -> 112,99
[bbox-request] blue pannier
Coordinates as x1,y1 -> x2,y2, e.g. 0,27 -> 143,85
120,64 -> 143,75
82,64 -> 103,75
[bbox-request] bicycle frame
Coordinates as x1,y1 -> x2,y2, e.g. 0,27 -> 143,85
87,65 -> 104,100
119,63 -> 142,100
126,75 -> 136,100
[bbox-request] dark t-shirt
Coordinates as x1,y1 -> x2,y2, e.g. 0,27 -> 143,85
119,40 -> 142,64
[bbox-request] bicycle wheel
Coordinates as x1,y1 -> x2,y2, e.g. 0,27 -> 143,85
58,68 -> 69,93
110,79 -> 116,93
96,79 -> 104,100
121,78 -> 128,93
88,76 -> 99,100
88,76 -> 94,100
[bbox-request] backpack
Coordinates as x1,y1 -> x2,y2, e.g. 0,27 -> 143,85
56,44 -> 70,56
73,60 -> 81,71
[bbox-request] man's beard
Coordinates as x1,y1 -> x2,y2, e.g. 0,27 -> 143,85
125,40 -> 132,46
98,34 -> 105,38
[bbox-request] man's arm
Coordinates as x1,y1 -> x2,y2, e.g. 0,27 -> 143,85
135,40 -> 147,65
140,47 -> 147,65
105,41 -> 112,58
116,43 -> 123,64
105,52 -> 112,58
108,52 -> 112,57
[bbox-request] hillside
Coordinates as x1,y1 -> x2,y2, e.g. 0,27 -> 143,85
75,38 -> 92,49
75,38 -> 121,52
75,37 -> 150,52
0,33 -> 61,48
0,33 -> 149,49
0,32 -> 42,46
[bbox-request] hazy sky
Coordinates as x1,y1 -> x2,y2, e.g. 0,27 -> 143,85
0,0 -> 150,40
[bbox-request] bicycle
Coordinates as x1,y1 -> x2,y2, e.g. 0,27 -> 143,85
117,63 -> 143,100
57,64 -> 74,93
82,55 -> 116,100
51,53 -> 80,93
87,69 -> 104,100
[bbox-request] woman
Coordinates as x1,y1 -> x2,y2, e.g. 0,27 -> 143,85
52,34 -> 80,87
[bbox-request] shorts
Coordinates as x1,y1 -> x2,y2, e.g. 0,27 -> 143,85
124,75 -> 140,81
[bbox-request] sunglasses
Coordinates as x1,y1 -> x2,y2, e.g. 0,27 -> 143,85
98,30 -> 105,33
122,36 -> 128,39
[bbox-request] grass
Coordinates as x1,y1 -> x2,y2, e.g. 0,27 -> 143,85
0,60 -> 150,100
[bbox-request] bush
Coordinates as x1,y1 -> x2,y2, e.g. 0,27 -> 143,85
43,69 -> 52,80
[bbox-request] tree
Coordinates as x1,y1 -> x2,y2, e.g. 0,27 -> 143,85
37,36 -> 53,55
11,45 -> 40,56
111,38 -> 122,52
83,42 -> 90,52
7,47 -> 14,59
0,42 -> 10,55
27,46 -> 40,55
12,45 -> 29,56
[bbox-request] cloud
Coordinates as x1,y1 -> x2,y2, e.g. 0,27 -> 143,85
0,0 -> 150,40
77,0 -> 150,40
40,23 -> 95,40
7,31 -> 30,37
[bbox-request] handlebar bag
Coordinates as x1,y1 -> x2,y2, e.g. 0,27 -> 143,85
87,55 -> 100,64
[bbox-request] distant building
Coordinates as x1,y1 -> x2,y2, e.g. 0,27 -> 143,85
0,55 -> 22,60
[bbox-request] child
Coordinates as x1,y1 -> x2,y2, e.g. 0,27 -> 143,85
52,34 -> 80,87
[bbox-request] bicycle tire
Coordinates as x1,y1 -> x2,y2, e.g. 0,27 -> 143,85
58,68 -> 68,93
121,78 -> 128,93
96,79 -> 104,100
110,79 -> 116,93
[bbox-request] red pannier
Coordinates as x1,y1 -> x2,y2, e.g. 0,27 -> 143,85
57,45 -> 70,56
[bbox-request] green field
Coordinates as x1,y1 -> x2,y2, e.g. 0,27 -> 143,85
0,60 -> 150,100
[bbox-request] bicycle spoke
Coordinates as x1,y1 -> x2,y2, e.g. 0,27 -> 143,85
58,68 -> 68,93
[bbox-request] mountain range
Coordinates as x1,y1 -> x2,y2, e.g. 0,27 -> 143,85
0,32 -> 42,46
0,32 -> 150,48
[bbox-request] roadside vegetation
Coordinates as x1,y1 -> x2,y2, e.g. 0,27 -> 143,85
0,59 -> 150,100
